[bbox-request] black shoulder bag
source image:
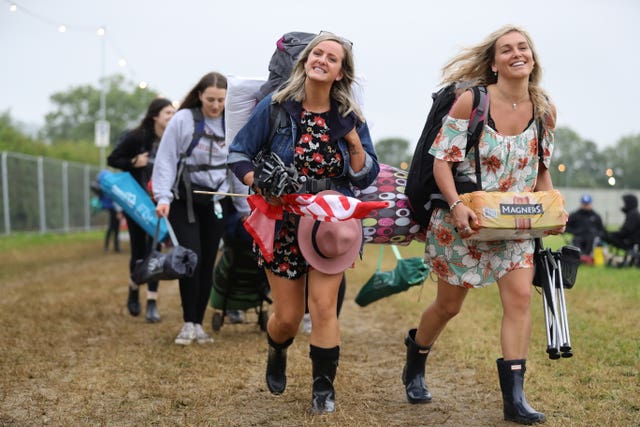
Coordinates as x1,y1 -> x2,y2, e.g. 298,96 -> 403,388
131,217 -> 198,285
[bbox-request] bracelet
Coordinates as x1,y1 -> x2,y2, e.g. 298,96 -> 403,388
449,199 -> 463,211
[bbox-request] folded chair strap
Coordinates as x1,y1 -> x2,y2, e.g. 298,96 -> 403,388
375,245 -> 384,273
152,215 -> 179,248
391,245 -> 403,261
163,216 -> 179,247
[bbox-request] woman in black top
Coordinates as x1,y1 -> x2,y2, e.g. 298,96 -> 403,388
107,97 -> 175,322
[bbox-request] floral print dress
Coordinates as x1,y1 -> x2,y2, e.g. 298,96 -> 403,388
256,110 -> 343,279
425,113 -> 553,288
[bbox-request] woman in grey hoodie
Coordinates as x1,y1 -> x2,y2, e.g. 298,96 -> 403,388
152,72 -> 249,345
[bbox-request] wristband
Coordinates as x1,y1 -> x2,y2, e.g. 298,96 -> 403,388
449,199 -> 463,211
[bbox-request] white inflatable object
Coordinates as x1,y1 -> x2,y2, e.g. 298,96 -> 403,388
225,74 -> 367,146
225,76 -> 267,147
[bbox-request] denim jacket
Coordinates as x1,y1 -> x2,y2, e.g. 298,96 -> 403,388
227,93 -> 379,197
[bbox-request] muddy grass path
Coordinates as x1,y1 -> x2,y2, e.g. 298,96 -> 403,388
0,238 -> 517,426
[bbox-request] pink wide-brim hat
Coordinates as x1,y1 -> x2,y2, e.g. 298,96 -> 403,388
297,190 -> 363,275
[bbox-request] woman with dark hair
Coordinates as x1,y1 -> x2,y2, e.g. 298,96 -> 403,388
152,72 -> 250,345
228,33 -> 379,414
108,97 -> 175,323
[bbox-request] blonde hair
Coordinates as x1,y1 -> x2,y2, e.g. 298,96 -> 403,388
272,32 -> 364,122
441,25 -> 552,123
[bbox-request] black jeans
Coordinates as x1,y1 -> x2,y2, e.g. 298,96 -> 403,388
572,234 -> 596,255
169,198 -> 225,324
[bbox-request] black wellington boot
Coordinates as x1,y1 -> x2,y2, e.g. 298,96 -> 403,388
266,335 -> 293,395
310,345 -> 339,415
497,358 -> 546,425
127,286 -> 141,317
402,328 -> 432,403
145,299 -> 161,323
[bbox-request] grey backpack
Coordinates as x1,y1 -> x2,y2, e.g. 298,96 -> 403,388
258,32 -> 317,100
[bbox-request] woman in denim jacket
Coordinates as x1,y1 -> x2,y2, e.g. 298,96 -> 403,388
228,32 -> 379,414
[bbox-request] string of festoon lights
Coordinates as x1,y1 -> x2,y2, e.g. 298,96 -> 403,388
5,0 -> 149,90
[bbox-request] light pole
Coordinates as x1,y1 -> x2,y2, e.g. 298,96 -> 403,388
95,26 -> 110,170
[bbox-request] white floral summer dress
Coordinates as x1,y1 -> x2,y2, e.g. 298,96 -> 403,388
425,113 -> 553,288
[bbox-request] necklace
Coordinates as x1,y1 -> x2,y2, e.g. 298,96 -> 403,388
496,87 -> 529,110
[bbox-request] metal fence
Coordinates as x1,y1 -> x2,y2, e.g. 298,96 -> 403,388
1,151 -> 106,235
1,150 -> 637,236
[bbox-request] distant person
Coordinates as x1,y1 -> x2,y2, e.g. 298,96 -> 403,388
565,194 -> 605,255
107,97 -> 176,323
602,194 -> 640,252
153,72 -> 250,345
98,177 -> 122,253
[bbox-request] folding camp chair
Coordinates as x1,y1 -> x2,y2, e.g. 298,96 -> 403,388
533,239 -> 580,359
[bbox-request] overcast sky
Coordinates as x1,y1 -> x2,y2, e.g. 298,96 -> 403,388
1,0 -> 638,149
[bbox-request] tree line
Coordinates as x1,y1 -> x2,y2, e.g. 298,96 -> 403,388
1,74 -> 639,189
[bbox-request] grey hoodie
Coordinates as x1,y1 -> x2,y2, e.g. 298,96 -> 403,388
152,108 -> 249,215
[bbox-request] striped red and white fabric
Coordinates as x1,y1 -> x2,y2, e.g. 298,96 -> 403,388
243,193 -> 388,262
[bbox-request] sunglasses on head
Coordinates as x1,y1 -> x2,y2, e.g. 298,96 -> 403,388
318,30 -> 353,48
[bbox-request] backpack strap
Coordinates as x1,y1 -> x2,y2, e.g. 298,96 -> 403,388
186,108 -> 206,156
466,86 -> 488,191
267,102 -> 288,150
468,86 -> 488,144
171,108 -> 223,223
536,119 -> 545,164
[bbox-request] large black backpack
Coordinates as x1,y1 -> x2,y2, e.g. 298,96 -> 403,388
405,84 -> 489,227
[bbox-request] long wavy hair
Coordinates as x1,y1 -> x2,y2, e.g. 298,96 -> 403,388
272,32 -> 364,122
132,97 -> 173,138
179,72 -> 227,111
440,25 -> 552,124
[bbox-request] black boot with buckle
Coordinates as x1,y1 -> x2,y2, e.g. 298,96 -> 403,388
402,328 -> 432,403
310,344 -> 339,414
266,335 -> 293,395
497,358 -> 546,425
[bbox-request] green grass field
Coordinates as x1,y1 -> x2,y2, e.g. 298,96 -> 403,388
391,237 -> 640,426
0,232 -> 640,427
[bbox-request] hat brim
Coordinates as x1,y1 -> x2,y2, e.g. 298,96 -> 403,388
297,190 -> 363,275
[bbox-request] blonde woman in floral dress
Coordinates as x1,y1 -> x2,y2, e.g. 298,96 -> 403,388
402,25 -> 564,425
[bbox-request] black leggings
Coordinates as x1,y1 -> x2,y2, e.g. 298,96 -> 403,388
169,198 -> 225,324
125,213 -> 159,292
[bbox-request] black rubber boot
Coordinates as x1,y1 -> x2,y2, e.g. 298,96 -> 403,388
266,335 -> 293,395
497,358 -> 546,425
145,299 -> 161,323
310,345 -> 339,415
402,328 -> 432,403
127,287 -> 141,317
